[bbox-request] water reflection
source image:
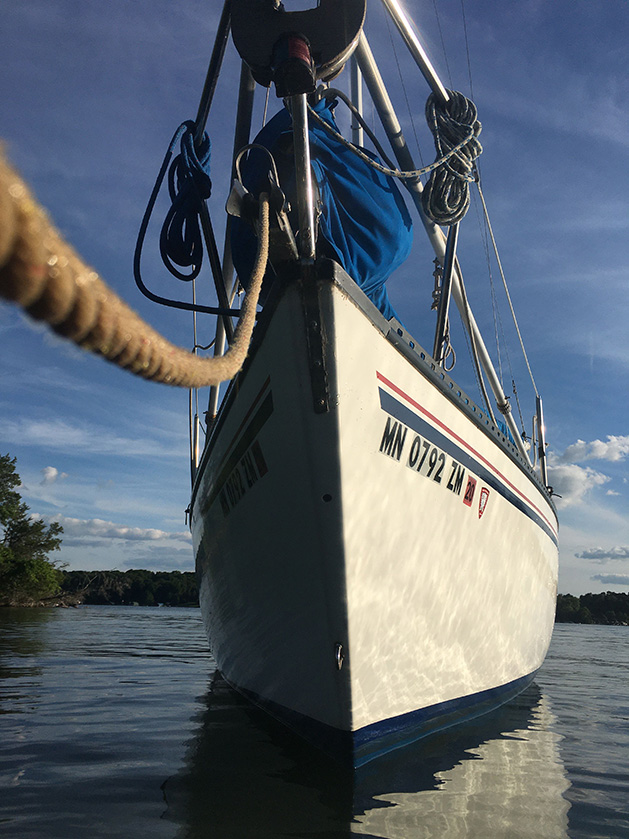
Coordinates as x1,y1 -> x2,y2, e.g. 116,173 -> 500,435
0,607 -> 55,713
353,690 -> 570,838
164,676 -> 570,838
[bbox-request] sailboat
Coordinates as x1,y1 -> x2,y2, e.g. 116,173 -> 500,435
167,0 -> 559,767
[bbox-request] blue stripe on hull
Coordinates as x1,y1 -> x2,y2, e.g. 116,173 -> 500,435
223,670 -> 538,768
378,387 -> 558,546
353,670 -> 538,767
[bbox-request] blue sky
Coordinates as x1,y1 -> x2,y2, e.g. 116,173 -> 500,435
1,0 -> 628,594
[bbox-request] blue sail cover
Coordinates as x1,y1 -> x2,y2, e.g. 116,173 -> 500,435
231,99 -> 413,321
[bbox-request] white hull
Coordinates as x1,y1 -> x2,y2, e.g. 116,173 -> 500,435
191,264 -> 558,765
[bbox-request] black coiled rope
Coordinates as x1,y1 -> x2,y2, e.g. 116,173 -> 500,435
134,120 -> 242,317
422,90 -> 482,226
159,120 -> 212,281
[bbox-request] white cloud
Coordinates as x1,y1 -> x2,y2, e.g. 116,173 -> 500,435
2,418 -> 186,459
558,435 -> 629,464
546,435 -> 629,507
546,462 -> 609,508
40,466 -> 68,485
47,514 -> 191,545
577,546 -> 629,563
591,574 -> 629,587
123,545 -> 193,570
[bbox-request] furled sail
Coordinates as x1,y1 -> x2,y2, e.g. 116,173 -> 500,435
232,98 -> 413,321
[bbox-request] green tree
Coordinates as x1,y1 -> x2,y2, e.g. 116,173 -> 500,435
0,454 -> 63,605
556,594 -> 581,622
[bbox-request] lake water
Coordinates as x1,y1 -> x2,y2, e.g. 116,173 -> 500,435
1,607 -> 627,838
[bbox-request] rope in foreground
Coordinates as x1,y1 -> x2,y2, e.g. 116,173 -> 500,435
0,150 -> 269,388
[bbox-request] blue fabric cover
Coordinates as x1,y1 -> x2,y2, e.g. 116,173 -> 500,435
231,99 -> 413,321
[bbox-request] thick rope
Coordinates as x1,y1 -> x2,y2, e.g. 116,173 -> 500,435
0,150 -> 268,388
422,90 -> 482,226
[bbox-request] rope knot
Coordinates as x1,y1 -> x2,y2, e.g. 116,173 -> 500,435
177,125 -> 212,199
160,121 -> 212,280
422,90 -> 482,226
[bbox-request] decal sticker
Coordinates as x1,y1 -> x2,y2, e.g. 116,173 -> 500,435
446,458 -> 466,495
201,388 -> 273,517
479,487 -> 490,519
379,417 -> 470,499
463,475 -> 477,507
379,417 -> 408,461
251,439 -> 268,477
219,440 -> 269,516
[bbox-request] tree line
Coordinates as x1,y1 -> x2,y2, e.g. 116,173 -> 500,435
555,592 -> 629,625
59,569 -> 199,606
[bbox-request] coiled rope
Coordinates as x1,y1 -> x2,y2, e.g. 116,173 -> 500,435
158,120 -> 212,281
306,93 -> 477,184
0,150 -> 268,388
422,89 -> 482,226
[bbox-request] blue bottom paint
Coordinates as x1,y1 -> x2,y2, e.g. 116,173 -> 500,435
221,670 -> 539,768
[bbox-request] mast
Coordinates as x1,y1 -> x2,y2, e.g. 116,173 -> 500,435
350,56 -> 364,146
432,223 -> 458,364
291,92 -> 317,263
380,0 -> 449,105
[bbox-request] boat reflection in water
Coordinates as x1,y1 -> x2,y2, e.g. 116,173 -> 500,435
162,675 -> 570,838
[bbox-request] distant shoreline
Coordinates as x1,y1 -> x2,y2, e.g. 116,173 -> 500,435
0,569 -> 200,610
555,592 -> 629,625
2,578 -> 628,624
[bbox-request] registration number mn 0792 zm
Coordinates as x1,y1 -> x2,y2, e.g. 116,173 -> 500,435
379,416 -> 473,503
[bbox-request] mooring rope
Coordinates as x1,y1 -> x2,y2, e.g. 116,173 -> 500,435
0,150 -> 269,388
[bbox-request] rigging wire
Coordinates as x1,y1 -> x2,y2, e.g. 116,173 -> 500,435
470,189 -> 504,385
262,86 -> 270,127
454,1 -> 531,435
473,191 -> 527,434
456,267 -> 497,424
460,0 -> 475,100
384,10 -> 426,168
476,182 -> 539,396
432,0 -> 453,90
